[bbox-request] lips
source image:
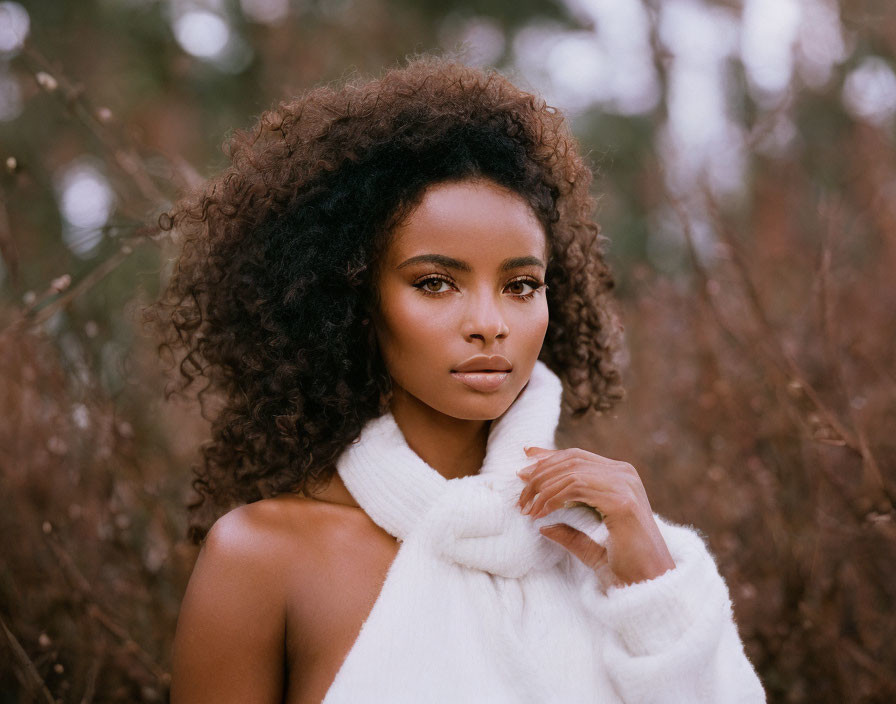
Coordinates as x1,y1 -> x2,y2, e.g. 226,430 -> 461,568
451,370 -> 510,392
450,355 -> 513,392
452,355 -> 513,373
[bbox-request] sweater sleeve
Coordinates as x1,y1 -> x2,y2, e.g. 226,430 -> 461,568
571,513 -> 766,703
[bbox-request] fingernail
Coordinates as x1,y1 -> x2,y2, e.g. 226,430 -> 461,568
522,498 -> 534,514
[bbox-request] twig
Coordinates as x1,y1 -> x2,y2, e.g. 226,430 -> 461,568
2,45 -> 186,337
0,615 -> 56,704
669,194 -> 745,349
814,198 -> 893,510
20,45 -> 170,209
0,233 -> 148,337
43,533 -> 169,684
701,188 -> 862,453
666,185 -> 884,521
79,653 -> 102,704
0,193 -> 19,285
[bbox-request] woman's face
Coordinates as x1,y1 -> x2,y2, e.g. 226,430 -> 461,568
372,178 -> 550,421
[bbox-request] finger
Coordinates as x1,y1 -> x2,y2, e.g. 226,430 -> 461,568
524,474 -> 577,517
539,524 -> 608,571
531,476 -> 595,519
517,448 -> 555,478
518,456 -> 618,510
524,445 -> 556,457
531,475 -> 606,520
518,461 -> 576,509
517,451 -> 583,500
522,448 -> 603,482
526,446 -> 593,464
518,456 -> 589,510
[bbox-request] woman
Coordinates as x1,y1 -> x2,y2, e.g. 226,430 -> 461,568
150,56 -> 766,702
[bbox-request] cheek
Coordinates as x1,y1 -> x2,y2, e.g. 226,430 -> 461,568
516,300 -> 550,346
375,289 -> 446,357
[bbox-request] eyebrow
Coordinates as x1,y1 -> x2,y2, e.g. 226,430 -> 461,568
395,254 -> 545,272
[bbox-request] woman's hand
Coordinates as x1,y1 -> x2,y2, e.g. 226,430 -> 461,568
517,446 -> 676,587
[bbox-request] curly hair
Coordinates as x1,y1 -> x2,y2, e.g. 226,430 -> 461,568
145,55 -> 624,541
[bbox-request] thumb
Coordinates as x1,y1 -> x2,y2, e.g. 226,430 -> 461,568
540,523 -> 608,571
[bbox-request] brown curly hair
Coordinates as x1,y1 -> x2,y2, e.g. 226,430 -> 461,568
145,55 -> 624,541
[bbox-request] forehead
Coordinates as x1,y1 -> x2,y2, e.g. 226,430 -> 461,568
386,180 -> 547,264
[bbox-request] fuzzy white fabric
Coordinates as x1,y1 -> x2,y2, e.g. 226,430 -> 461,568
325,360 -> 766,703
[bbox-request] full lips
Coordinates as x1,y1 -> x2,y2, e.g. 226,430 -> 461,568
450,371 -> 510,392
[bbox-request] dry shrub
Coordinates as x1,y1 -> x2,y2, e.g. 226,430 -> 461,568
2,26 -> 895,704
562,134 -> 896,701
4,136 -> 896,703
0,316 -> 200,701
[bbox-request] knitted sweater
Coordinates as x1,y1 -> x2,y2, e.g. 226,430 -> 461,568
324,360 -> 766,703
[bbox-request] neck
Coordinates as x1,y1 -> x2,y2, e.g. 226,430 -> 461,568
390,385 -> 491,481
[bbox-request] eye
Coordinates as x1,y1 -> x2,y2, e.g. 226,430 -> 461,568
413,275 -> 455,295
505,277 -> 545,299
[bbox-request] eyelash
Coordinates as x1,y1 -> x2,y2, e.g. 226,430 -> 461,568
412,275 -> 546,301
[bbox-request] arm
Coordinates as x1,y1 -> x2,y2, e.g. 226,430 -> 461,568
571,514 -> 766,703
170,506 -> 287,704
517,446 -> 765,702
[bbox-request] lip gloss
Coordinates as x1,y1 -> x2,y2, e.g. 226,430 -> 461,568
450,371 -> 509,392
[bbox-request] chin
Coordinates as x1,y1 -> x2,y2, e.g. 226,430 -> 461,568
438,386 -> 524,421
392,368 -> 531,422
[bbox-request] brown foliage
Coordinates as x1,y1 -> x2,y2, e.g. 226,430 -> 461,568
5,148 -> 895,699
2,7 -> 896,703
0,324 -> 199,701
562,144 -> 896,701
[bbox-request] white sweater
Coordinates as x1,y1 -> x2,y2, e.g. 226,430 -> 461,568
325,360 -> 766,703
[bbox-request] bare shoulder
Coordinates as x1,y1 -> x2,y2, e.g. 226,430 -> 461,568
170,495 -> 349,704
205,495 -> 324,554
206,492 -> 373,555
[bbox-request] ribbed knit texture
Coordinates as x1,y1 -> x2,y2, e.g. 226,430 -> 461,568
325,360 -> 766,703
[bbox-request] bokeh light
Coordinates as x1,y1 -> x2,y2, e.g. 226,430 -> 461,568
658,0 -> 743,196
0,1 -> 29,56
796,0 -> 847,89
741,0 -> 801,100
53,157 -> 116,259
173,9 -> 231,59
562,0 -> 659,115
842,56 -> 896,127
512,0 -> 659,116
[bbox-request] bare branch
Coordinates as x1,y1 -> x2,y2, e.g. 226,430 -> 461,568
0,615 -> 56,704
43,534 -> 169,684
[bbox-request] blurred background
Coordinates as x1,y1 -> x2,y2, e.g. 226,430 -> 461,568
1,0 -> 894,701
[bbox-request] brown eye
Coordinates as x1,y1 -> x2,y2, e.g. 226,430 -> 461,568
413,276 -> 454,295
505,278 -> 541,297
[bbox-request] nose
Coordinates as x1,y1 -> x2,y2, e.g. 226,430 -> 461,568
461,290 -> 509,343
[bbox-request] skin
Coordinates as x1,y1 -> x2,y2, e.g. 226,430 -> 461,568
372,178 -> 674,586
169,178 -> 674,703
370,178 -> 552,479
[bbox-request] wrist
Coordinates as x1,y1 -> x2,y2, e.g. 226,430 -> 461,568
607,510 -> 676,586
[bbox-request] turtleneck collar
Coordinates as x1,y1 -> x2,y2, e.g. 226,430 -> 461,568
336,360 -> 607,578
